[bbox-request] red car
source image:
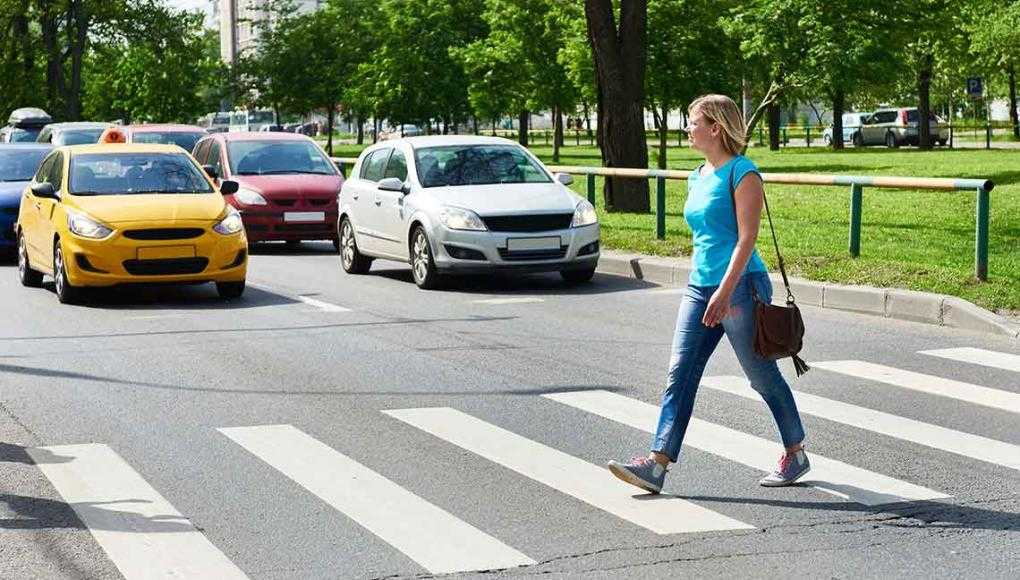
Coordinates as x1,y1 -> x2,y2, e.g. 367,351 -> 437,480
120,124 -> 208,152
192,132 -> 342,249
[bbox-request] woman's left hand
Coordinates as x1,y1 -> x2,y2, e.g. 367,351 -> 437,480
702,289 -> 732,327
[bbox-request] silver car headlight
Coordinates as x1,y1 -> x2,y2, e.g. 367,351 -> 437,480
438,206 -> 487,231
213,206 -> 244,235
234,187 -> 267,206
571,200 -> 598,228
67,210 -> 113,239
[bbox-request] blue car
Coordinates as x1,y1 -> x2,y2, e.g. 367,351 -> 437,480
0,144 -> 51,251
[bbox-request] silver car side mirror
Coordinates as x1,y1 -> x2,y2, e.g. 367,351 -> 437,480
378,177 -> 408,194
555,173 -> 574,186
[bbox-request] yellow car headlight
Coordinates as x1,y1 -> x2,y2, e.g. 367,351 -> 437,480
214,206 -> 244,235
67,210 -> 113,239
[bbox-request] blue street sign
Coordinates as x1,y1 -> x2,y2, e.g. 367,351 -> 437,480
967,77 -> 984,99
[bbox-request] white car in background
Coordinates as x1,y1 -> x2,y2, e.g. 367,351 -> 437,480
337,136 -> 600,289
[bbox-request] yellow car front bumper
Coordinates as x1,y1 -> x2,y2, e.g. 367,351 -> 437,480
61,221 -> 247,287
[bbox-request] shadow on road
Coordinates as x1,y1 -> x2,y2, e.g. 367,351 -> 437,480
679,494 -> 1019,534
369,264 -> 659,296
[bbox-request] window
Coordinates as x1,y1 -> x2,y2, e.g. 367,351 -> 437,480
133,132 -> 205,153
0,148 -> 50,182
413,145 -> 551,188
35,153 -> 55,182
226,140 -> 336,176
54,129 -> 105,146
361,149 -> 391,182
47,152 -> 64,190
207,141 -> 223,175
193,140 -> 210,164
383,149 -> 408,181
69,153 -> 214,195
873,111 -> 897,124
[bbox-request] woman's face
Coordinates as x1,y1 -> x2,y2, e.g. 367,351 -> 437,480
686,111 -> 718,153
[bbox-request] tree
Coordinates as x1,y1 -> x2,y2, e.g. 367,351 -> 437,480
585,0 -> 650,213
968,0 -> 1020,139
646,0 -> 739,167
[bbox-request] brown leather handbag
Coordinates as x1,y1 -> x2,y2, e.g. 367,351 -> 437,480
728,166 -> 810,376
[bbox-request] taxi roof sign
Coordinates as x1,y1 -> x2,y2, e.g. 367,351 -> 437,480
99,127 -> 127,144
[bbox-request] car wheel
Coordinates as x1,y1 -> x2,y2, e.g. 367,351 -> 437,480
885,132 -> 898,148
852,132 -> 863,147
938,139 -> 947,146
53,243 -> 82,304
339,217 -> 372,274
216,280 -> 245,299
823,134 -> 832,146
410,226 -> 442,290
17,233 -> 43,287
561,266 -> 596,285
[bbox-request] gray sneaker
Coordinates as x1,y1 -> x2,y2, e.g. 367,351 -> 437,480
607,455 -> 667,494
759,449 -> 810,487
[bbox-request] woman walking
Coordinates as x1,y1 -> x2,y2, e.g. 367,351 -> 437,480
608,94 -> 809,494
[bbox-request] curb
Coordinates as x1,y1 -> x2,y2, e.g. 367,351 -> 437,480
596,251 -> 1020,340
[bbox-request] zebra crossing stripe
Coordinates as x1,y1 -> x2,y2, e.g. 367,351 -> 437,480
543,391 -> 950,506
919,347 -> 1020,373
382,407 -> 754,535
218,425 -> 534,575
702,376 -> 1020,471
813,360 -> 1020,414
28,444 -> 249,580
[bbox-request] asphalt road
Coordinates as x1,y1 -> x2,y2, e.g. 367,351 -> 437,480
1,242 -> 1017,579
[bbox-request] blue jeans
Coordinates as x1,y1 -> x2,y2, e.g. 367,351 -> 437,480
652,272 -> 805,461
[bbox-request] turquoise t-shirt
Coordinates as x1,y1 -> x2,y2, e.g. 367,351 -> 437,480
683,155 -> 768,286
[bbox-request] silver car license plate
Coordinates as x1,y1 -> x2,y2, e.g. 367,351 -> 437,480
284,212 -> 325,222
507,236 -> 560,251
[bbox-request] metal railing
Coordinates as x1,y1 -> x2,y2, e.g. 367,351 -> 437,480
333,156 -> 995,281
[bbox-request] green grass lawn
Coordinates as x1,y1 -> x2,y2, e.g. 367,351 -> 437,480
329,143 -> 1019,315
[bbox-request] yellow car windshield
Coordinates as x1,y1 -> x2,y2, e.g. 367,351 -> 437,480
69,152 -> 214,195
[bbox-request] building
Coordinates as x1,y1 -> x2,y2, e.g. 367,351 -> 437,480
218,0 -> 322,64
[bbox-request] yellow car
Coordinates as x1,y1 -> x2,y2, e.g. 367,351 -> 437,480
16,142 -> 247,303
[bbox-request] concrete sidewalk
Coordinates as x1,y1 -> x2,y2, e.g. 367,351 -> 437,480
596,250 -> 1020,340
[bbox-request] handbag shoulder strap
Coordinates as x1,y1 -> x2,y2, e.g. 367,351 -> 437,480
728,160 -> 795,304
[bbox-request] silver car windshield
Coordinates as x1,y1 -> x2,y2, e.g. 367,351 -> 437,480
414,145 -> 551,188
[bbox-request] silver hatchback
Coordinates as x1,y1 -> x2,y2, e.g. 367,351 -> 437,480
337,136 -> 600,289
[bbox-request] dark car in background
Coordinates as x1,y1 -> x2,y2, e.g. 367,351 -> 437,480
36,122 -> 113,146
1,108 -> 53,144
0,143 -> 51,252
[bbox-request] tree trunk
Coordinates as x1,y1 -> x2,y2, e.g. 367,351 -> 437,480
492,118 -> 497,136
67,0 -> 88,120
831,89 -> 845,150
372,116 -> 379,143
552,105 -> 562,163
918,52 -> 933,150
472,116 -> 479,135
41,2 -> 63,118
518,110 -> 529,146
585,0 -> 649,213
326,105 -> 335,156
1009,63 -> 1019,140
356,114 -> 364,144
767,102 -> 781,151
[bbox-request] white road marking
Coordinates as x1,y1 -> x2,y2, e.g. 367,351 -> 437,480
383,407 -> 753,534
919,347 -> 1020,373
544,390 -> 950,506
219,425 -> 534,574
702,376 -> 1020,471
28,444 -> 248,580
472,297 -> 546,305
296,295 -> 351,312
813,360 -> 1020,414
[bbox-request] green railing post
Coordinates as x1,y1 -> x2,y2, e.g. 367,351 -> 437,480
782,127 -> 788,146
586,173 -> 596,205
976,186 -> 989,280
985,124 -> 991,150
806,127 -> 811,147
758,125 -> 764,146
575,129 -> 580,146
849,183 -> 863,257
655,175 -> 666,240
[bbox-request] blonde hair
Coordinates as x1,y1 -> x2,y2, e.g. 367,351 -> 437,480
689,94 -> 747,155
